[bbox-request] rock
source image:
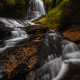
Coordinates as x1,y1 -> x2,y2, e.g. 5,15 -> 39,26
61,25 -> 80,48
0,31 -> 63,80
0,21 -> 11,40
25,24 -> 49,34
62,25 -> 80,41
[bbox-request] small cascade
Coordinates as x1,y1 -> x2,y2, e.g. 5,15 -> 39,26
26,0 -> 46,20
39,57 -> 62,80
0,18 -> 29,28
62,42 -> 80,55
52,40 -> 80,80
0,18 -> 29,52
0,1 -> 80,79
27,57 -> 62,80
30,32 -> 80,80
62,41 -> 80,60
11,28 -> 27,38
62,51 -> 80,60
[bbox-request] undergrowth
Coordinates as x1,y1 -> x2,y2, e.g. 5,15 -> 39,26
40,0 -> 80,30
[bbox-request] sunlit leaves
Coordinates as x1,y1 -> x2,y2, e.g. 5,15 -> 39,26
3,45 -> 38,78
5,0 -> 15,5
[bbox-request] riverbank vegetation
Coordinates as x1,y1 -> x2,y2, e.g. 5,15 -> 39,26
0,0 -> 28,18
40,0 -> 80,30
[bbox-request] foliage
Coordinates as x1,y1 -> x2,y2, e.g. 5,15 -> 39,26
45,0 -> 52,11
14,0 -> 25,15
41,0 -> 80,29
0,0 -> 25,18
56,0 -> 63,5
39,18 -> 46,24
45,0 -> 63,11
5,0 -> 15,6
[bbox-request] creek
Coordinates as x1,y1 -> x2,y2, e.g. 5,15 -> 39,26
0,0 -> 80,80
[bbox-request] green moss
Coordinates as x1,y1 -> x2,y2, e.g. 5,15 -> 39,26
39,18 -> 46,24
40,0 -> 80,29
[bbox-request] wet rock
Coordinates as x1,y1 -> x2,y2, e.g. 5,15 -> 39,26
25,24 -> 49,34
0,21 -> 11,40
0,31 -> 63,80
61,25 -> 80,48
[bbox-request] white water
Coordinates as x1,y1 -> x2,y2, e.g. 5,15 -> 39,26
40,57 -> 62,80
26,0 -> 46,20
31,34 -> 80,80
52,41 -> 80,80
0,0 -> 46,78
0,1 -> 80,80
0,18 -> 29,52
0,18 -> 30,78
0,0 -> 46,52
62,42 -> 80,55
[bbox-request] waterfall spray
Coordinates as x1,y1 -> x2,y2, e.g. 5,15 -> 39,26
26,0 -> 46,20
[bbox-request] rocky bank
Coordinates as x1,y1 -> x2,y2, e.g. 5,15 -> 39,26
61,25 -> 80,48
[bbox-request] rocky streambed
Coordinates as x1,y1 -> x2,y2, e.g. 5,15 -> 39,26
0,18 -> 80,80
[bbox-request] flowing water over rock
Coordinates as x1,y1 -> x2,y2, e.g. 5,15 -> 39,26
0,0 -> 80,80
0,26 -> 80,80
0,18 -> 29,52
26,0 -> 46,20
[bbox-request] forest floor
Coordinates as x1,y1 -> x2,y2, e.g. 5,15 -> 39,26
61,25 -> 80,48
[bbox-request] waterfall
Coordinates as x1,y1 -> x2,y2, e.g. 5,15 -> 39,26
0,0 -> 46,52
38,57 -> 62,80
25,31 -> 80,80
0,18 -> 29,52
0,1 -> 80,79
62,42 -> 80,60
62,42 -> 80,55
52,41 -> 80,80
26,0 -> 46,20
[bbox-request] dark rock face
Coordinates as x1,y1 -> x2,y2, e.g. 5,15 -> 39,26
25,24 -> 49,34
0,21 -> 11,40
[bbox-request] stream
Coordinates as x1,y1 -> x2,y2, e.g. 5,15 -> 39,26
0,0 -> 80,80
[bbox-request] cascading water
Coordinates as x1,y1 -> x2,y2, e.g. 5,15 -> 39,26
0,18 -> 29,52
52,41 -> 80,80
26,32 -> 80,80
0,0 -> 80,80
0,0 -> 47,79
26,0 -> 46,20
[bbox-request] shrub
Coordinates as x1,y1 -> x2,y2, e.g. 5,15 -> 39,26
42,0 -> 80,29
5,0 -> 15,6
45,0 -> 63,11
14,0 -> 25,15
